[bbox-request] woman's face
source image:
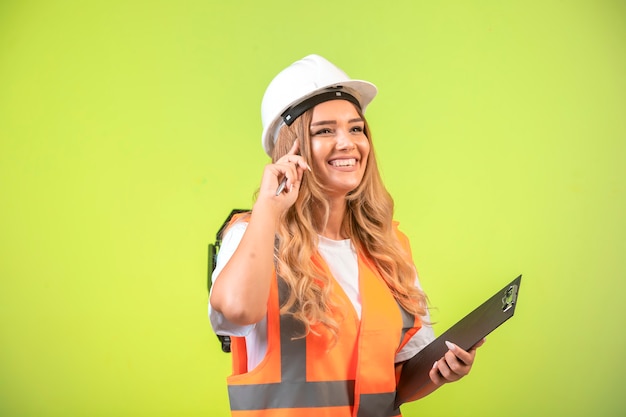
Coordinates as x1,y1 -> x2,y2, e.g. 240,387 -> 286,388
309,99 -> 370,197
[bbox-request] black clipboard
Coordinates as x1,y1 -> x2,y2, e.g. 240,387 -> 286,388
395,275 -> 522,406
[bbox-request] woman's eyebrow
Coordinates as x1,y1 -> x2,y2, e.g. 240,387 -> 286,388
311,120 -> 335,126
311,117 -> 363,127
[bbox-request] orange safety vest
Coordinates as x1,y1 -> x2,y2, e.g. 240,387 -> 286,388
226,230 -> 421,417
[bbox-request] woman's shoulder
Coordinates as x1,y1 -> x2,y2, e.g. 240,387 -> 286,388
220,211 -> 250,236
391,220 -> 408,238
390,220 -> 415,254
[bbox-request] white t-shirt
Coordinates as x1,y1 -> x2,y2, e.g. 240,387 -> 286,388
208,221 -> 435,371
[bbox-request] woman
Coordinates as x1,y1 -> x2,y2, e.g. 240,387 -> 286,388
209,54 -> 483,416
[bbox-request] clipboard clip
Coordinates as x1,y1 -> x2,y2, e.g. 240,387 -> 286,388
502,284 -> 518,313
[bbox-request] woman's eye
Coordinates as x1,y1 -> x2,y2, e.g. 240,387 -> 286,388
351,126 -> 364,133
313,128 -> 332,135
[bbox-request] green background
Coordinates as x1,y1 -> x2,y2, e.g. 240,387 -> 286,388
1,0 -> 624,416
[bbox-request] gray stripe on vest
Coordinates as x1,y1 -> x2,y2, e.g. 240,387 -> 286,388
229,380 -> 355,410
357,392 -> 399,417
277,277 -> 307,381
398,302 -> 415,348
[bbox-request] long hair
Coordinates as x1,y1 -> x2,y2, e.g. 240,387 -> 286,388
270,103 -> 428,342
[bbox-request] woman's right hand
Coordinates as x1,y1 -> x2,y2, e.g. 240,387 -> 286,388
257,140 -> 310,215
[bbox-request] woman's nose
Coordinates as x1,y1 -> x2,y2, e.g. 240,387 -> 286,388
335,129 -> 356,150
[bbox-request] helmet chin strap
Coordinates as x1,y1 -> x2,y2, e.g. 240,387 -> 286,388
268,88 -> 362,155
281,88 -> 361,127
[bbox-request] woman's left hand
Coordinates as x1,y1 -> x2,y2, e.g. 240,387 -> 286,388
429,338 -> 485,386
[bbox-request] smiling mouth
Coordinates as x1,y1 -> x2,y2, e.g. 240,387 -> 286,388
329,158 -> 357,167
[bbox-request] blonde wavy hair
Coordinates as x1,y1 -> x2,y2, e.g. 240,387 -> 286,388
267,104 -> 428,342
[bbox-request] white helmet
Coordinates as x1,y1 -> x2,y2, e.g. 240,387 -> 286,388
261,54 -> 378,156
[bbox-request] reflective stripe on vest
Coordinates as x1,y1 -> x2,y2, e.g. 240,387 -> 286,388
227,234 -> 421,417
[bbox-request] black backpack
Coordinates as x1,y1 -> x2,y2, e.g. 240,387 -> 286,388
208,209 -> 248,353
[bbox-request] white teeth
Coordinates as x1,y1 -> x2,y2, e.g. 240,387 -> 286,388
330,159 -> 356,167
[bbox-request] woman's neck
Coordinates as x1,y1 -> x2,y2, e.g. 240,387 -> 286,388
318,198 -> 348,240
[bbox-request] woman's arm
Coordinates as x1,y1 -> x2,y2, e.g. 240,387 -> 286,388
209,141 -> 309,325
209,202 -> 280,325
